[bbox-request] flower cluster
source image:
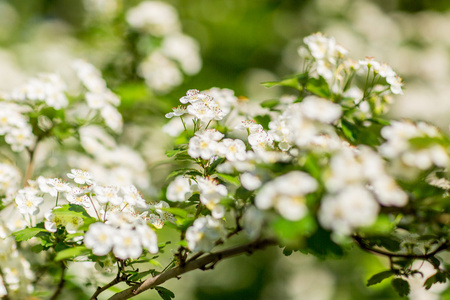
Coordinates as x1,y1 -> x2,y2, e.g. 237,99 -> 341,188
126,1 -> 202,93
73,59 -> 123,133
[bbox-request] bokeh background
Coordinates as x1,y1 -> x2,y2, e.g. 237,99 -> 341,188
2,0 -> 450,299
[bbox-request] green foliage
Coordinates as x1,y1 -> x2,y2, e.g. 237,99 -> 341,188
155,286 -> 175,300
391,278 -> 410,297
55,246 -> 90,261
13,227 -> 47,242
367,270 -> 394,286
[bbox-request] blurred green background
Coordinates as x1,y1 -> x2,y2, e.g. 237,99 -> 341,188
2,0 -> 450,299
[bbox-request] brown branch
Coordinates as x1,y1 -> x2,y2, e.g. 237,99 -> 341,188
108,238 -> 277,300
49,262 -> 67,300
353,235 -> 450,260
90,260 -> 129,300
90,275 -> 128,300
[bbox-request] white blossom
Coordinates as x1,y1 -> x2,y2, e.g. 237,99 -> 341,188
186,216 -> 226,252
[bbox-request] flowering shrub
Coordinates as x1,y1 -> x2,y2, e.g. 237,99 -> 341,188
0,32 -> 449,299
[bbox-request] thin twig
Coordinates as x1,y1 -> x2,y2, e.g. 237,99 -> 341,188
108,238 -> 277,300
49,262 -> 67,300
352,235 -> 449,260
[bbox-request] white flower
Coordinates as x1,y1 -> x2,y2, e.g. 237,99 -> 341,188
15,188 -> 44,216
188,129 -> 224,160
248,131 -> 274,152
136,225 -> 159,254
100,105 -> 123,133
255,171 -> 318,221
319,185 -> 379,235
47,178 -> 72,194
44,210 -> 62,232
67,193 -> 91,208
138,51 -> 183,93
165,105 -> 187,118
94,186 -> 122,205
72,59 -> 107,93
240,173 -> 262,191
154,201 -> 176,222
122,185 -> 147,208
84,222 -> 115,256
64,216 -> 84,234
126,1 -> 181,36
113,228 -> 142,259
162,33 -> 202,75
371,175 -> 408,207
67,169 -> 94,185
299,96 -> 342,124
4,126 -> 34,152
217,138 -> 247,161
166,176 -> 192,202
186,216 -> 226,252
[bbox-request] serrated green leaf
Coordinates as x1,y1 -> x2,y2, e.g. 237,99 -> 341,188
12,227 -> 47,242
391,278 -> 410,297
54,246 -> 90,261
367,270 -> 394,286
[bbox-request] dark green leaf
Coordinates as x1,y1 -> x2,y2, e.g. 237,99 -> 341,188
253,115 -> 271,130
391,278 -> 410,297
301,227 -> 345,259
129,270 -> 154,282
155,286 -> 175,300
367,270 -> 394,286
424,272 -> 448,289
341,119 -> 357,143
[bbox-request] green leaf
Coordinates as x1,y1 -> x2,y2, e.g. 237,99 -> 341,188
301,227 -> 345,259
272,215 -> 317,247
31,244 -> 44,253
160,207 -> 188,218
216,173 -> 240,186
391,278 -> 410,297
129,270 -> 154,282
341,119 -> 357,143
262,77 -> 301,90
54,246 -> 90,261
305,76 -> 330,98
253,115 -> 271,130
367,270 -> 394,286
155,286 -> 175,300
149,259 -> 163,268
260,99 -> 280,109
424,271 -> 448,289
12,227 -> 47,242
53,204 -> 90,219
